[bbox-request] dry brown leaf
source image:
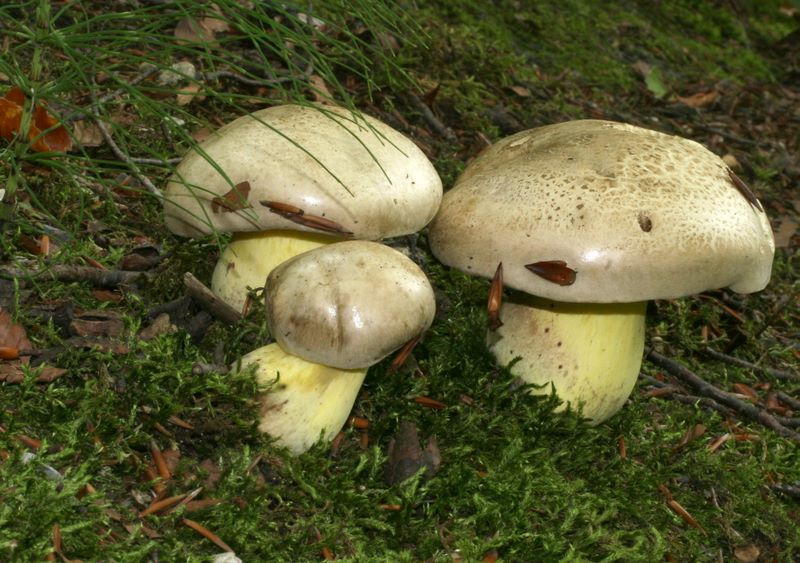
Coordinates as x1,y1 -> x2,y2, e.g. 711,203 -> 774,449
174,17 -> 215,43
307,75 -> 334,104
176,83 -> 205,106
774,218 -> 797,249
72,120 -> 104,147
211,181 -> 251,213
0,86 -> 73,152
732,383 -> 759,401
733,544 -> 760,563
191,127 -> 213,143
0,308 -> 32,350
676,90 -> 718,108
509,85 -> 532,97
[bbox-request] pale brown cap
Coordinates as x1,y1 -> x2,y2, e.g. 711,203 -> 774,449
164,104 -> 442,240
266,241 -> 435,369
429,120 -> 775,302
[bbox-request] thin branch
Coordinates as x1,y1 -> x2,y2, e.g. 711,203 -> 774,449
647,350 -> 800,443
183,272 -> 242,325
0,264 -> 146,287
704,347 -> 799,381
407,92 -> 456,140
90,104 -> 163,198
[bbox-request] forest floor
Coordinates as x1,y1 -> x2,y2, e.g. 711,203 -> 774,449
1,1 -> 798,561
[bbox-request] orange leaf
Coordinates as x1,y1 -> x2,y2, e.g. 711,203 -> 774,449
0,87 -> 72,152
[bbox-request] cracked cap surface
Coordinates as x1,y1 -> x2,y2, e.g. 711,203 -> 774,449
429,119 -> 775,302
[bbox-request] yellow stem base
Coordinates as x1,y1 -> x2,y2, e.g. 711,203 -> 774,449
211,230 -> 340,312
238,343 -> 367,455
488,297 -> 646,424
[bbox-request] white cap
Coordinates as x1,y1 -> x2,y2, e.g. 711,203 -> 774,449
266,241 -> 435,368
429,120 -> 775,302
164,104 -> 442,240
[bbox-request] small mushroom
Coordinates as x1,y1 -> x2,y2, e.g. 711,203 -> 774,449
163,104 -> 442,311
429,119 -> 775,423
236,241 -> 436,454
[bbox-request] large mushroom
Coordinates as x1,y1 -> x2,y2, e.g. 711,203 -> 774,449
164,103 -> 442,311
236,241 -> 436,454
429,120 -> 775,423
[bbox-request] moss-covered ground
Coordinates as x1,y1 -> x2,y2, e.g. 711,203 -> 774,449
1,1 -> 798,561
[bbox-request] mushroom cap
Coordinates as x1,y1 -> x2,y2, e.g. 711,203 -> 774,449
266,241 -> 435,369
429,120 -> 775,303
164,104 -> 442,240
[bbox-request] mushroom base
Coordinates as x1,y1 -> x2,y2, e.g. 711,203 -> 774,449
487,297 -> 646,424
211,230 -> 341,312
238,343 -> 367,455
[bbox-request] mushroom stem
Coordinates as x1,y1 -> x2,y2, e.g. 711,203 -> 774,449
211,230 -> 341,311
487,296 -> 646,424
238,343 -> 367,455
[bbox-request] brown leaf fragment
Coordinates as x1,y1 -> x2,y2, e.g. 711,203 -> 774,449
211,181 -> 251,213
525,260 -> 577,286
150,439 -> 171,480
389,335 -> 421,373
732,383 -> 758,401
185,498 -> 223,513
174,16 -> 215,43
260,200 -> 353,235
674,423 -> 706,452
384,421 -> 440,485
487,262 -> 503,331
733,545 -> 760,563
727,168 -> 763,212
260,200 -> 304,216
182,518 -> 233,552
291,213 -> 353,236
482,549 -> 500,563
707,433 -> 731,453
413,395 -> 446,410
0,308 -> 32,351
676,90 -> 718,108
138,313 -> 177,341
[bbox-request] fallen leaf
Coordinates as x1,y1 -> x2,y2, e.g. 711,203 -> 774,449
774,218 -> 797,248
0,87 -> 72,152
525,260 -> 577,286
676,90 -> 718,108
138,313 -> 177,341
384,421 -> 440,485
0,308 -> 32,350
72,119 -> 104,147
509,85 -> 531,97
307,75 -> 334,103
174,17 -> 215,43
211,181 -> 251,213
732,383 -> 759,401
176,83 -> 205,106
733,544 -> 760,563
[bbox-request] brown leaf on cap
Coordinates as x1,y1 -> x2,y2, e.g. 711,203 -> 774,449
389,335 -> 421,373
260,200 -> 305,217
525,260 -> 577,286
211,181 -> 252,213
487,262 -> 503,331
727,168 -> 762,212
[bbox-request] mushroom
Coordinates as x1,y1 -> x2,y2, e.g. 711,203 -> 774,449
428,120 -> 775,423
163,103 -> 442,311
236,241 -> 436,454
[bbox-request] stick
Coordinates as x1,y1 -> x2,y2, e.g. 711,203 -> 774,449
407,93 -> 456,140
183,272 -> 242,325
704,347 -> 799,381
0,264 -> 145,287
647,350 -> 800,443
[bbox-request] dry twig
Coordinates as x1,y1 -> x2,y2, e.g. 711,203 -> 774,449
647,350 -> 800,443
704,347 -> 799,381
